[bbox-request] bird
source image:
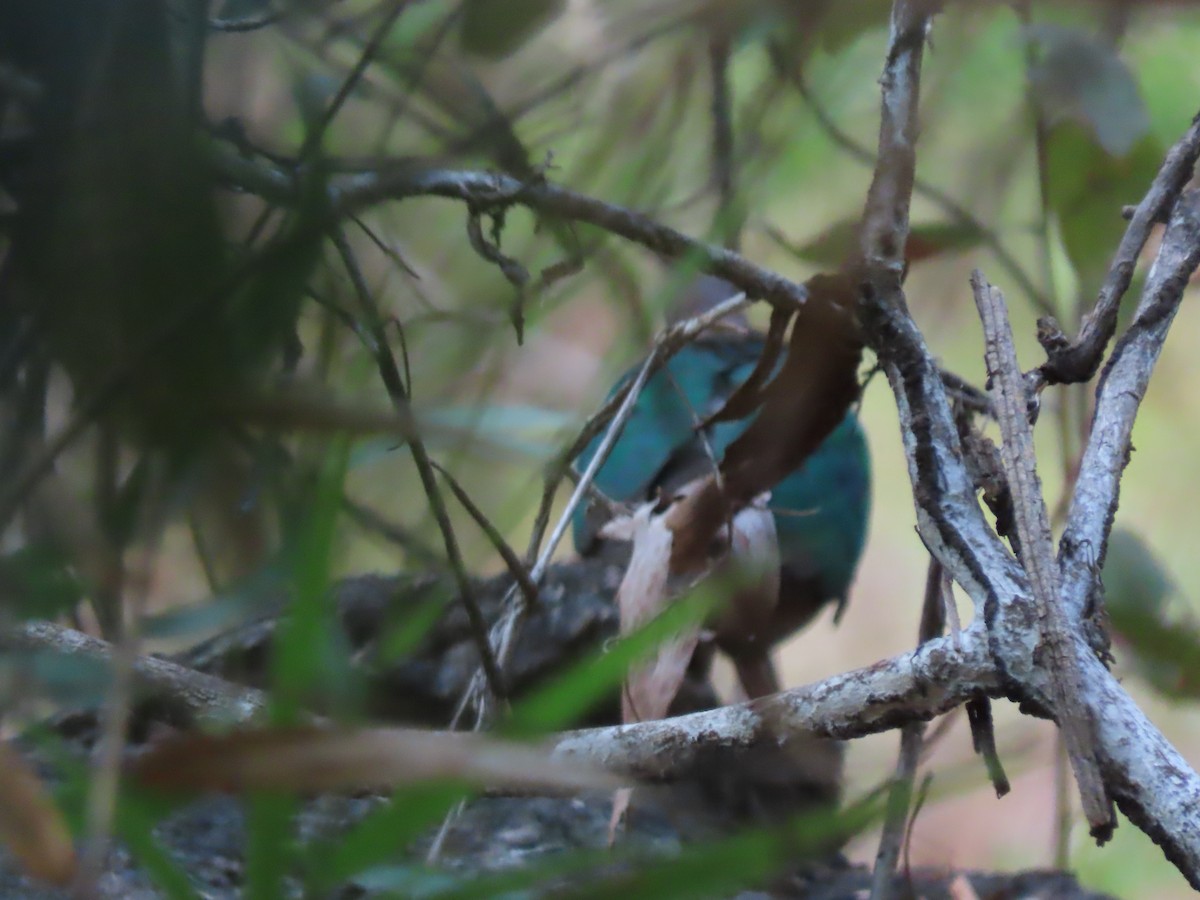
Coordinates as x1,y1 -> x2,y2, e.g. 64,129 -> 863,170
573,275 -> 871,698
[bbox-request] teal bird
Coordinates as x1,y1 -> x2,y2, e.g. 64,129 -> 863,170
573,276 -> 871,697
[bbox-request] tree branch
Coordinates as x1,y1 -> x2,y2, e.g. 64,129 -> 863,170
972,270 -> 1112,838
551,629 -> 996,777
1058,188 -> 1200,622
1036,112 -> 1200,385
854,0 -> 1200,883
6,621 -> 268,727
207,142 -> 810,311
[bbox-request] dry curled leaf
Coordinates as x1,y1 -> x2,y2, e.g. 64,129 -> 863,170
0,742 -> 76,886
606,496 -> 704,727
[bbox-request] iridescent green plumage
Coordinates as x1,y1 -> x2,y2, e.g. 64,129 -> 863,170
573,281 -> 870,690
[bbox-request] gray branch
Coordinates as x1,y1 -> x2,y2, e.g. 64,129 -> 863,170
1059,188 -> 1200,623
973,270 -> 1112,837
205,18 -> 1200,882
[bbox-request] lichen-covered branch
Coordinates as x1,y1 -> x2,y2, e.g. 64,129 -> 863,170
1059,189 -> 1200,622
552,630 -> 997,778
854,0 -> 1200,886
973,271 -> 1112,837
1037,114 -> 1200,385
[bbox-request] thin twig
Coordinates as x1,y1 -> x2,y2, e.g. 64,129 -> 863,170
707,32 -> 740,251
972,269 -> 1112,838
430,461 -> 539,611
775,52 -> 1053,317
1037,110 -> 1200,385
524,291 -> 753,566
351,214 -> 420,279
330,226 -> 507,702
341,495 -> 443,567
299,0 -> 413,161
870,558 -> 945,900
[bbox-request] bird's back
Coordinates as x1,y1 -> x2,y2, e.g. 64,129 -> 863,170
572,330 -> 870,624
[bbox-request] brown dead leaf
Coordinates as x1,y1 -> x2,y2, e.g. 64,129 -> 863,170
605,497 -> 705,726
0,742 -> 76,886
128,726 -> 617,795
671,271 -> 863,571
721,271 -> 863,500
700,304 -> 792,427
608,786 -> 632,846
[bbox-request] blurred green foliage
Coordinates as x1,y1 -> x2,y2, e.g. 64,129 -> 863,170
4,0 -> 1200,897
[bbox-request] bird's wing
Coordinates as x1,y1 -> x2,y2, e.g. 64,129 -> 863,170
573,334 -> 764,553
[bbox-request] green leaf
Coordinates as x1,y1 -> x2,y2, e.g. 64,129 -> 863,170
271,437 -> 353,725
504,586 -> 721,736
245,792 -> 298,900
1103,528 -> 1200,700
459,0 -> 566,59
1045,124 -> 1162,296
562,831 -> 780,900
422,797 -> 872,900
1104,527 -> 1174,620
1027,25 -> 1150,157
306,782 -> 468,891
115,790 -> 202,900
0,544 -> 85,620
43,742 -> 197,899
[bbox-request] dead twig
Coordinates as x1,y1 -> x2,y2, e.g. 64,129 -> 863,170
6,621 -> 269,727
1058,188 -> 1200,624
972,268 -> 1112,838
331,226 -> 508,703
430,461 -> 539,611
1036,111 -> 1200,385
870,558 -> 945,900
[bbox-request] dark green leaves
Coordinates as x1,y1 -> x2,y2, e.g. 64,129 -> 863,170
1104,528 -> 1200,701
1027,25 -> 1150,157
458,0 -> 566,59
1032,27 -> 1161,298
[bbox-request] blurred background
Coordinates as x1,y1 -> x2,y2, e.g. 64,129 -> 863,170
5,0 -> 1200,896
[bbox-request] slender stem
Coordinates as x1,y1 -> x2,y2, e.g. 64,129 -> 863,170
330,225 -> 508,702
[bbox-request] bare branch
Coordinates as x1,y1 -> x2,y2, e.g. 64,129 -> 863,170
1059,188 -> 1200,621
858,1 -> 933,271
1037,112 -> 1200,385
430,461 -> 540,612
6,621 -> 268,727
552,630 -> 998,777
330,227 -> 508,702
770,50 -> 1052,318
972,270 -> 1112,838
207,142 -> 810,311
